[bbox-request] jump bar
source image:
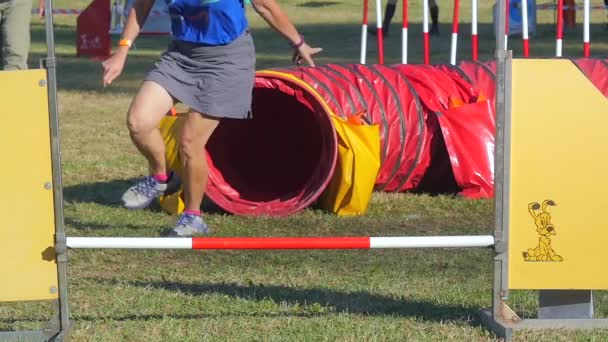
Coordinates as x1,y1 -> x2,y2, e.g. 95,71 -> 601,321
66,236 -> 495,249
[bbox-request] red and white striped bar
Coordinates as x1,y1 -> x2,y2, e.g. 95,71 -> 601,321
556,0 -> 564,57
66,235 -> 495,249
402,0 -> 409,64
423,0 -> 430,64
450,0 -> 460,65
521,0 -> 530,57
360,0 -> 369,64
471,0 -> 478,61
375,0 -> 385,64
583,0 -> 590,57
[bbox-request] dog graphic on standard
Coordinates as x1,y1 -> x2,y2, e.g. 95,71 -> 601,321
523,200 -> 563,262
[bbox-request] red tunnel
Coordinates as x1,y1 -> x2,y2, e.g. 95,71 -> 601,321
201,59 -> 608,216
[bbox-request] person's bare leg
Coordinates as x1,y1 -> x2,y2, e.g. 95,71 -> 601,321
127,81 -> 174,175
121,81 -> 175,210
179,110 -> 220,212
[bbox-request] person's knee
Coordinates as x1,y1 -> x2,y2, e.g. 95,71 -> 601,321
126,108 -> 154,136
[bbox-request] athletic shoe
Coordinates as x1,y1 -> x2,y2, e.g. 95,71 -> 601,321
169,213 -> 211,237
121,173 -> 180,209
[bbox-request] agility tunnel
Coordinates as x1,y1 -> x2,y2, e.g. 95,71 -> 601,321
162,59 -> 608,217
158,64 -> 493,217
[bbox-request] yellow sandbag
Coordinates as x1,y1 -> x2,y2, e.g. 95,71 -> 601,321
320,114 -> 381,216
158,115 -> 185,215
159,115 -> 183,175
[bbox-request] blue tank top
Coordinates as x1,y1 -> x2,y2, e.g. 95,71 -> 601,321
166,0 -> 248,45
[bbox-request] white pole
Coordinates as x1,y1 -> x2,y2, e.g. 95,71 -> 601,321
402,28 -> 408,64
423,0 -> 429,33
522,0 -> 529,56
583,0 -> 590,57
402,0 -> 409,64
360,0 -> 369,64
450,33 -> 458,65
376,0 -> 383,32
67,237 -> 192,249
375,0 -> 385,64
361,24 -> 368,64
423,0 -> 430,64
370,236 -> 495,248
504,0 -> 509,50
472,0 -> 478,60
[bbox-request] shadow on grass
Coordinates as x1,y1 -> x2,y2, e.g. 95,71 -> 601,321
115,280 -> 483,323
63,179 -> 136,206
63,179 -> 227,214
64,217 -> 157,231
297,1 -> 341,7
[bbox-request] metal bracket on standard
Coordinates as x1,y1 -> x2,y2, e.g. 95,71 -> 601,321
55,232 -> 67,262
40,58 -> 57,70
493,231 -> 506,254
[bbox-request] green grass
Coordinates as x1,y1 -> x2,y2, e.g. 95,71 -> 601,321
2,0 -> 608,340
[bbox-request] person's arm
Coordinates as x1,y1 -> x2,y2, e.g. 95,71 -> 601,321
250,0 -> 322,66
102,0 -> 155,87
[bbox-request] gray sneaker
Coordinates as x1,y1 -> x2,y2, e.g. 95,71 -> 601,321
169,213 -> 211,237
121,173 -> 180,209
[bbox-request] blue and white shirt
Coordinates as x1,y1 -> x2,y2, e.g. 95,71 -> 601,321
166,0 -> 248,45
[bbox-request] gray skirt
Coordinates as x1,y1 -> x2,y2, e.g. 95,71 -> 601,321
145,32 -> 256,119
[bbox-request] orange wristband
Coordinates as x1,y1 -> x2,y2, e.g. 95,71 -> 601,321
119,39 -> 132,48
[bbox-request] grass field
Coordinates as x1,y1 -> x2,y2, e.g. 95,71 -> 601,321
1,0 -> 608,340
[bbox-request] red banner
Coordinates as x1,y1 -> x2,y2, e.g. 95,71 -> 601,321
76,0 -> 111,59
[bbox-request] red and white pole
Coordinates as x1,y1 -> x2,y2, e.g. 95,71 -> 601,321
376,0 -> 385,64
450,0 -> 460,65
521,0 -> 529,57
556,0 -> 564,57
583,0 -> 590,57
471,0 -> 478,61
423,0 -> 430,64
361,0 -> 369,64
402,0 -> 409,64
505,0 -> 509,50
66,236 -> 495,249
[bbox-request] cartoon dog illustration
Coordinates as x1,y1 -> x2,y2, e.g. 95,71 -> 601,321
522,200 -> 563,262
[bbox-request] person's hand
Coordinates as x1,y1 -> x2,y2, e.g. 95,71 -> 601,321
292,43 -> 323,67
102,49 -> 128,87
38,0 -> 45,19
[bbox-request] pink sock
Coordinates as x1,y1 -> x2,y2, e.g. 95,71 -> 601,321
184,209 -> 201,216
153,173 -> 169,183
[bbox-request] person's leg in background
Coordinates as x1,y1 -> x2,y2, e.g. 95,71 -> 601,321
604,0 -> 608,30
370,0 -> 398,37
170,111 -> 220,236
429,0 -> 439,35
382,0 -> 398,36
0,0 -> 32,70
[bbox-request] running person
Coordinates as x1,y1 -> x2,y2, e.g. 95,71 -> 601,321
102,0 -> 322,236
